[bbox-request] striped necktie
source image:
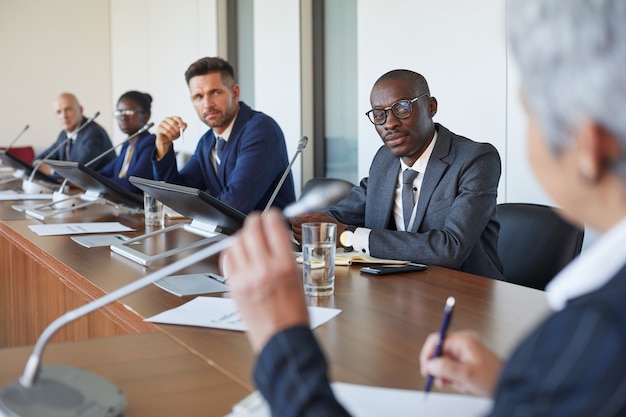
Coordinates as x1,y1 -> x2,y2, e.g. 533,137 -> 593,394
118,143 -> 135,178
216,137 -> 226,164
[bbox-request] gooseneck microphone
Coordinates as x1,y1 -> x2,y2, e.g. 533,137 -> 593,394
23,112 -> 100,194
0,180 -> 351,417
85,121 -> 154,168
262,136 -> 308,215
53,121 -> 156,199
4,124 -> 30,151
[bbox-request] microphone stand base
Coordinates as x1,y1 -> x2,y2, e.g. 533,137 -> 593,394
0,365 -> 125,417
21,180 -> 53,195
51,190 -> 76,209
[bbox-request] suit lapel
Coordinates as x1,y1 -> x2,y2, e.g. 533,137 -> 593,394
410,125 -> 452,232
374,156 -> 401,229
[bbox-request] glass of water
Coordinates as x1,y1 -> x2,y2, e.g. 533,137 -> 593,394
301,222 -> 336,296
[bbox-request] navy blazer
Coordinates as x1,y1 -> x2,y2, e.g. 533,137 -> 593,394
153,102 -> 296,214
98,131 -> 156,193
489,265 -> 626,416
38,117 -> 114,171
326,123 -> 502,279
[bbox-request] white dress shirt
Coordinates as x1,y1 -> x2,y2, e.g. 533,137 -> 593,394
547,216 -> 626,311
350,131 -> 438,255
211,115 -> 237,172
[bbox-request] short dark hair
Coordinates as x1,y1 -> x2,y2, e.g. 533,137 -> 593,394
118,91 -> 153,114
184,57 -> 236,86
375,69 -> 431,96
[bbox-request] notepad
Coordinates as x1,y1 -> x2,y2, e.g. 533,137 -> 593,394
296,250 -> 409,266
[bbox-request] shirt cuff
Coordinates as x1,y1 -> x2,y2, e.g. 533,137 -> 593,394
352,227 -> 371,255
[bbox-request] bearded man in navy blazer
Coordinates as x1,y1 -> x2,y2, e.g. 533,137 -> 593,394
292,70 -> 503,280
152,57 -> 295,214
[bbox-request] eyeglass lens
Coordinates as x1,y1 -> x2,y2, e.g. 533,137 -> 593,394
368,99 -> 415,125
114,109 -> 140,118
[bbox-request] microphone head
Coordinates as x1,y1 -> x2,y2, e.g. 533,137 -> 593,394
297,136 -> 308,152
283,179 -> 352,218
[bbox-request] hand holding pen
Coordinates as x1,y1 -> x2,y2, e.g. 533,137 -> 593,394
419,303 -> 503,397
423,296 -> 455,395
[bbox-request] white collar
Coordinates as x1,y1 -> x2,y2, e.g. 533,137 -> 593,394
213,113 -> 237,142
400,130 -> 438,173
546,216 -> 626,311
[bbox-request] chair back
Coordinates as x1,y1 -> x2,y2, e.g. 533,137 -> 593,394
497,203 -> 584,290
3,146 -> 35,165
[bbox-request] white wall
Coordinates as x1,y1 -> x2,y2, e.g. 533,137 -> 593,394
252,0 -> 303,195
0,0 -> 113,154
110,0 -> 218,161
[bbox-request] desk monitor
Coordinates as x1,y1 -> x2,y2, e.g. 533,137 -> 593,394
45,160 -> 143,209
0,151 -> 60,185
129,176 -> 245,235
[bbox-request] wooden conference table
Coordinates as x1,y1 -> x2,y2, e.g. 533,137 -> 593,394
0,200 -> 552,415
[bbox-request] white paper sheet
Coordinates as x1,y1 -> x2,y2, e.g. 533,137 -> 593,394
145,296 -> 341,331
28,222 -> 134,236
0,190 -> 53,201
226,382 -> 492,417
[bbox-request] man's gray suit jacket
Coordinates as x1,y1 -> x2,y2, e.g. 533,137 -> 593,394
326,123 -> 503,280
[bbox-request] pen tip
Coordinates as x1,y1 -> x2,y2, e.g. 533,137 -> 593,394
446,296 -> 455,307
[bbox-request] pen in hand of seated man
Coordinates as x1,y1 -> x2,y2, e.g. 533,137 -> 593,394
419,330 -> 502,397
222,210 -> 310,353
155,116 -> 187,159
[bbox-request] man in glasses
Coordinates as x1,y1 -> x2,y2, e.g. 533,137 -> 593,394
152,57 -> 296,214
291,69 -> 503,280
36,92 -> 114,174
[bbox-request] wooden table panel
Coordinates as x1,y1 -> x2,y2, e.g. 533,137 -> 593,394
156,264 -> 550,392
0,332 -> 250,417
0,202 -> 552,399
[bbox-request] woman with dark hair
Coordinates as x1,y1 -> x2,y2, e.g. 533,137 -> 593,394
99,90 -> 156,193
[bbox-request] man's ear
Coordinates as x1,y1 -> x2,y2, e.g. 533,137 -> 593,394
232,84 -> 241,102
428,96 -> 438,118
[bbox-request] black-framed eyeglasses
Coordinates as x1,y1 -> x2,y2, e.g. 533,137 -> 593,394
365,93 -> 428,125
114,109 -> 143,118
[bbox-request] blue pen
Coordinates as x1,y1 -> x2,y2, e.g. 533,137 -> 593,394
424,296 -> 455,394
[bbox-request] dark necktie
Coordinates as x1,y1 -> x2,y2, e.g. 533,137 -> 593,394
216,137 -> 226,165
402,169 -> 419,230
65,136 -> 73,160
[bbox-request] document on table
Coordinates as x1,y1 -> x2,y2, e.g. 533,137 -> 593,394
145,297 -> 341,331
0,190 -> 53,201
226,382 -> 492,417
28,222 -> 134,236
